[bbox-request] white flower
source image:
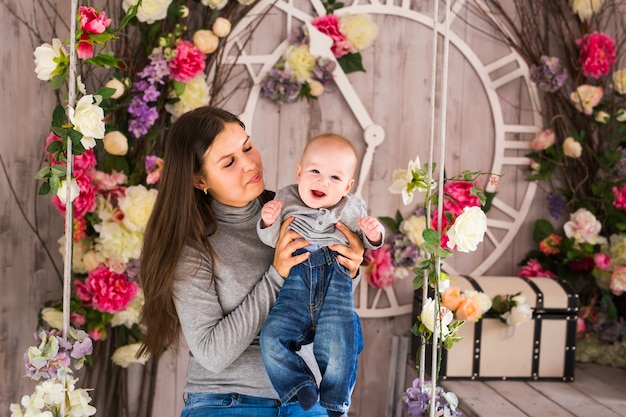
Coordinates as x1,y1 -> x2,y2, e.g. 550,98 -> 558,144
339,14 -> 378,51
82,250 -> 102,272
595,110 -> 610,123
563,208 -> 603,244
400,215 -> 427,246
41,308 -> 64,330
468,290 -> 493,313
105,78 -> 126,99
201,0 -> 229,9
212,17 -> 232,38
571,0 -> 604,20
112,343 -> 150,368
445,206 -> 487,252
285,44 -> 316,82
389,156 -> 433,205
614,69 -> 626,95
56,178 -> 80,205
420,297 -> 453,338
33,38 -> 67,81
94,221 -> 143,265
563,137 -> 582,158
103,131 -> 129,156
165,74 -> 211,120
68,387 -> 97,416
123,0 -> 172,23
118,185 -> 158,233
68,95 -> 105,149
502,303 -> 533,327
193,29 -> 219,54
112,289 -> 144,328
617,109 -> 626,122
40,380 -> 65,406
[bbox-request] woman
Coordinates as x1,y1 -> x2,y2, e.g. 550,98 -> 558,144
139,106 -> 364,416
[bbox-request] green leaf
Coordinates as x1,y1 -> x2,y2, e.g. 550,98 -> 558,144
422,228 -> 440,246
87,53 -> 122,68
337,52 -> 365,74
35,166 -> 51,180
52,105 -> 66,128
533,219 -> 554,243
103,155 -> 130,175
38,182 -> 51,195
46,140 -> 64,154
49,75 -> 66,90
172,81 -> 186,97
379,215 -> 400,234
50,165 -> 67,178
94,86 -> 117,100
49,175 -> 60,196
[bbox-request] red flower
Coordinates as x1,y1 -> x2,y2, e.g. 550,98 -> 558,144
612,184 -> 626,210
77,34 -> 94,59
78,266 -> 139,313
168,40 -> 206,83
577,32 -> 616,79
311,14 -> 352,58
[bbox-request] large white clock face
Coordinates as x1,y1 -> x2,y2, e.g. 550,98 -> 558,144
218,0 -> 542,317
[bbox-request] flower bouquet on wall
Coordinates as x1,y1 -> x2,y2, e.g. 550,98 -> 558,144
469,0 -> 626,367
11,0 -> 272,415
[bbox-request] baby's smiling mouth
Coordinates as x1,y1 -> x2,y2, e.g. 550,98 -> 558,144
311,190 -> 326,198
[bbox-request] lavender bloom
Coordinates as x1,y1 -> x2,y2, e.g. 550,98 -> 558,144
546,192 -> 567,220
143,84 -> 161,102
402,378 -> 462,417
145,155 -> 159,172
288,26 -> 308,46
389,233 -> 420,268
261,67 -> 302,104
312,57 -> 336,87
530,56 -> 568,92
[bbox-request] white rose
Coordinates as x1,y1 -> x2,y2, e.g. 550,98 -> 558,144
201,0 -> 229,9
56,178 -> 80,204
446,206 -> 487,252
103,131 -> 129,156
111,343 -> 149,368
504,304 -> 533,327
34,38 -> 67,81
68,95 -> 105,149
105,78 -> 126,99
308,80 -> 325,97
123,0 -> 172,23
212,17 -> 232,38
563,137 -> 582,158
339,14 -> 379,51
420,297 -> 453,338
399,215 -> 427,246
471,291 -> 493,313
41,307 -> 64,330
193,30 -> 220,54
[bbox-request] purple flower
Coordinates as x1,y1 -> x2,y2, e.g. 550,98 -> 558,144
311,57 -> 336,87
530,56 -> 568,92
288,26 -> 307,46
71,337 -> 93,359
546,192 -> 567,220
389,233 -> 420,268
261,67 -> 302,104
402,378 -> 461,417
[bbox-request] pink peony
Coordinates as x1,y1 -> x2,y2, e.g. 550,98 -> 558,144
364,245 -> 396,289
311,14 -> 352,58
51,171 -> 97,218
79,6 -> 111,34
168,40 -> 206,83
80,265 -> 139,313
518,259 -> 556,278
577,32 -> 616,79
612,185 -> 626,210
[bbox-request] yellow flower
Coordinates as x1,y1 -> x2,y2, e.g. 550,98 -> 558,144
571,0 -> 604,20
285,45 -> 316,82
212,17 -> 232,38
165,74 -> 211,119
570,84 -> 603,115
193,29 -> 219,54
563,137 -> 583,158
339,14 -> 378,51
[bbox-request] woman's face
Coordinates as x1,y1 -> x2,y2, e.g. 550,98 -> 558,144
197,122 -> 265,207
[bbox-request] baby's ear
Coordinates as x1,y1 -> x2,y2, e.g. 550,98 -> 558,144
296,164 -> 302,182
344,178 -> 355,194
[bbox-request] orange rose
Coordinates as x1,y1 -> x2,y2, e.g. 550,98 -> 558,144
442,286 -> 464,311
456,298 -> 482,322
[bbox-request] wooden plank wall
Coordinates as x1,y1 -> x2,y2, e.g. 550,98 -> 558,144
1,1 -> 549,416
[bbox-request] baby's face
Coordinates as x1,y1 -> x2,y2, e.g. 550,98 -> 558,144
296,142 -> 356,209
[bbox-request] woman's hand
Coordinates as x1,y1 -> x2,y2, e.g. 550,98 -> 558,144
272,217 -> 310,278
329,222 -> 365,278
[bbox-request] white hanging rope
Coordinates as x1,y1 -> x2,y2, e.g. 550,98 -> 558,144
423,0 -> 452,416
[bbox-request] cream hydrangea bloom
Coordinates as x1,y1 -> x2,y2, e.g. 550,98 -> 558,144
112,343 -> 150,368
94,221 -> 143,266
112,289 -> 144,328
399,215 -> 427,246
339,14 -> 379,51
118,185 -> 158,233
285,44 -> 316,82
165,74 -> 211,120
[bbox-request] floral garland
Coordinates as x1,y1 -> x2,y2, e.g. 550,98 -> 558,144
260,0 -> 378,104
470,0 -> 626,367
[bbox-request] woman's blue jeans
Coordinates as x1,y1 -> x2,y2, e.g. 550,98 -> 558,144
260,247 -> 364,415
181,392 -> 328,416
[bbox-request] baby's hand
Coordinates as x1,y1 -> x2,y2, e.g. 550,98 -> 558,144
261,200 -> 283,228
358,216 -> 383,245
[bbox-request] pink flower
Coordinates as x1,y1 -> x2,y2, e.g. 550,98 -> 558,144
168,40 -> 206,83
563,208 -> 602,244
364,245 -> 396,289
51,171 -> 97,218
430,181 -> 481,246
145,155 -> 164,185
594,253 -> 611,270
518,259 -> 556,278
88,327 -> 106,341
577,32 -> 617,79
81,266 -> 139,313
612,185 -> 626,210
70,313 -> 86,327
610,266 -> 626,296
529,128 -> 556,151
311,14 -> 353,58
79,6 -> 111,34
92,169 -> 127,191
77,33 -> 94,59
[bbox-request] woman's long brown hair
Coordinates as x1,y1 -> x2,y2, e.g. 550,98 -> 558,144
138,106 -> 253,358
